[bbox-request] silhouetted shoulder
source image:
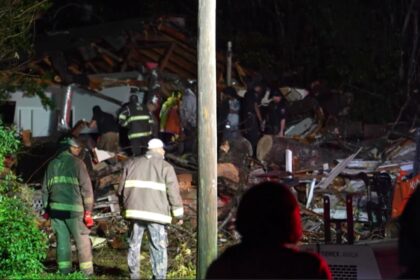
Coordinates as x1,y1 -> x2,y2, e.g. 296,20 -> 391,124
206,243 -> 331,279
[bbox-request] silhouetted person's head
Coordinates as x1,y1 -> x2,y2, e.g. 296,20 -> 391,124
235,182 -> 302,244
129,95 -> 139,104
92,105 -> 102,118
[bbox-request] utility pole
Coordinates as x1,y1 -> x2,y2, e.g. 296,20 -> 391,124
197,0 -> 218,279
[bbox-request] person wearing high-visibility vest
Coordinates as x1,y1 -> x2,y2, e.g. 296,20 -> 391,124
118,138 -> 184,279
41,138 -> 94,275
118,95 -> 154,156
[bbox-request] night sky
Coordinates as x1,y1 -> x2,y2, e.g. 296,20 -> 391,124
31,1 -> 420,123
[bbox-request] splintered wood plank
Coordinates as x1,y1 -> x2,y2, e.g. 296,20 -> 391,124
157,23 -> 189,43
145,48 -> 196,75
91,43 -> 123,62
42,56 -> 52,66
159,42 -> 175,71
101,53 -> 115,67
138,49 -> 195,79
158,32 -> 225,65
92,60 -> 113,73
85,62 -> 99,73
68,64 -> 82,74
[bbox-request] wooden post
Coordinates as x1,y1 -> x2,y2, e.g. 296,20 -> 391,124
197,0 -> 218,279
226,41 -> 232,86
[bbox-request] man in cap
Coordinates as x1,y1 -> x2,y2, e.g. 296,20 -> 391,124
118,138 -> 184,279
41,137 -> 94,275
118,95 -> 154,156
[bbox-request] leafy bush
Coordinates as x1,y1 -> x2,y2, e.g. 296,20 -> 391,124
0,123 -> 19,172
10,271 -> 87,280
167,242 -> 195,279
0,123 -> 48,278
0,195 -> 48,278
0,172 -> 21,197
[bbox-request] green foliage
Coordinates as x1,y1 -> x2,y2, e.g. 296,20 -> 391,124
0,0 -> 51,62
0,123 -> 20,172
0,123 -> 49,278
167,242 -> 195,279
0,195 -> 48,278
0,0 -> 54,108
0,173 -> 21,197
10,271 -> 87,280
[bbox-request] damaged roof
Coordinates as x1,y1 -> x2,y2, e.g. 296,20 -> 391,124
31,17 -> 250,92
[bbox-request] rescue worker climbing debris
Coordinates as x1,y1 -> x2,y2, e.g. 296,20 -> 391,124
118,95 -> 154,156
41,137 -> 94,276
118,138 -> 184,279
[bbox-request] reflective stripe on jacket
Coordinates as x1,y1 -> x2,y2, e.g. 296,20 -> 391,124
118,103 -> 153,140
42,150 -> 93,216
118,151 -> 184,224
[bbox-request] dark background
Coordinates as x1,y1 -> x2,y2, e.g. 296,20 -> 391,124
33,0 -> 420,124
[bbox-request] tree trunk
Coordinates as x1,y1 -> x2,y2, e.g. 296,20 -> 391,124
256,135 -> 348,171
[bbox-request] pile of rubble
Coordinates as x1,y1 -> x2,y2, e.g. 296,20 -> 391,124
217,121 -> 420,245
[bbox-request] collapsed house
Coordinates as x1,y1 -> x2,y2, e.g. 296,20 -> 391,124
4,16 -> 420,279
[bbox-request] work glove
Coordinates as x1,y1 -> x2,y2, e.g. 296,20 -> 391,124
83,211 -> 94,228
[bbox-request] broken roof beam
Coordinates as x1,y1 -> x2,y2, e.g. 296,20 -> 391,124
100,53 -> 116,67
91,43 -> 123,63
159,43 -> 176,71
91,60 -> 114,73
156,25 -> 226,65
158,33 -> 225,66
85,62 -> 100,73
157,22 -> 190,44
137,49 -> 195,79
143,48 -> 196,76
143,46 -> 224,80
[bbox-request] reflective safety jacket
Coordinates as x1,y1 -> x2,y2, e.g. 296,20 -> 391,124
118,151 -> 184,224
119,102 -> 153,140
42,150 -> 93,217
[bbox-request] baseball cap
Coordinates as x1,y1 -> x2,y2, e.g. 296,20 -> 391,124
60,137 -> 82,148
148,138 -> 164,149
68,137 -> 82,148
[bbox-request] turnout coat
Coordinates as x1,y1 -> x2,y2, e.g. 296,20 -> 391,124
118,151 -> 184,224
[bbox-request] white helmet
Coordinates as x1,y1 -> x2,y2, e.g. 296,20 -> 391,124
148,138 -> 164,150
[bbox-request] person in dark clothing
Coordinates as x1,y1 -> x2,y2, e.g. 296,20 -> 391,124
146,100 -> 159,138
206,182 -> 332,279
398,184 -> 420,278
265,89 -> 287,137
240,82 -> 264,156
118,95 -> 154,156
220,86 -> 241,141
90,105 -> 120,154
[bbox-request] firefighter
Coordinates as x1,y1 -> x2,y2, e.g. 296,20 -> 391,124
41,137 -> 94,275
118,138 -> 184,279
118,95 -> 154,156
